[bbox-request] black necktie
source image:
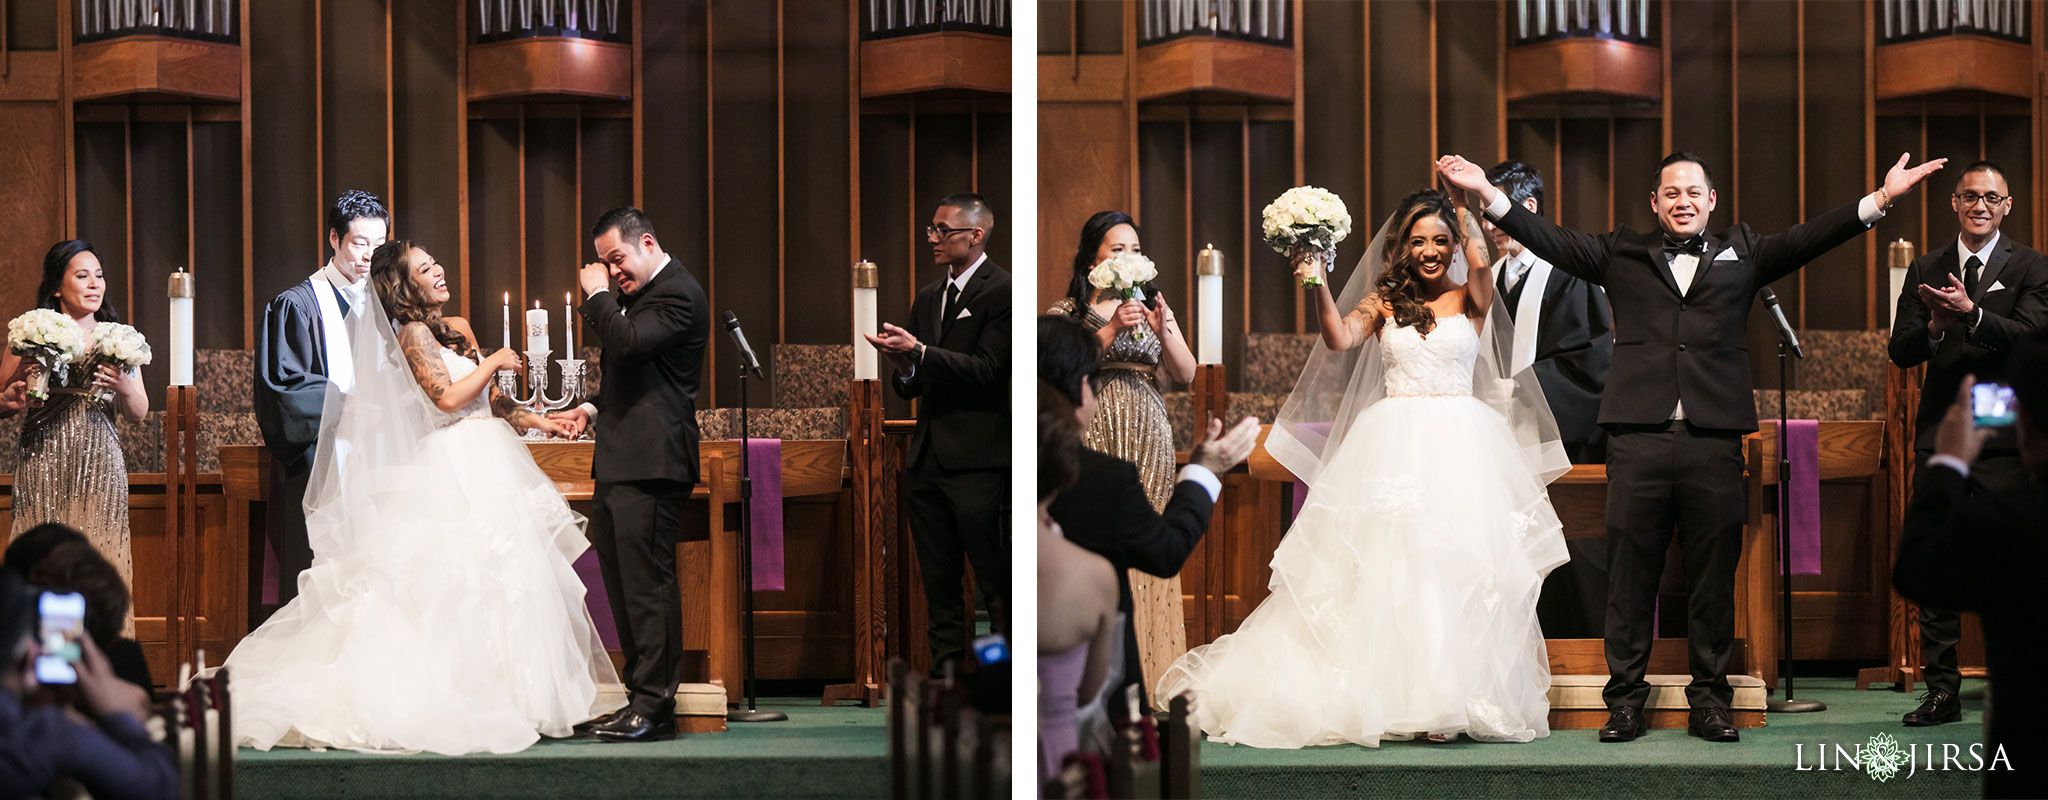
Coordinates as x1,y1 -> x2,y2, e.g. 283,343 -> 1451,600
1963,255 -> 1982,298
941,281 -> 962,335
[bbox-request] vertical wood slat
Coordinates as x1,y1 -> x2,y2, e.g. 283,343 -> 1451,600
632,0 -> 643,209
457,0 -> 471,318
188,109 -> 196,281
1730,2 -> 1740,225
1427,0 -> 1437,168
575,106 -> 583,347
1796,0 -> 1806,327
316,0 -> 325,246
1294,0 -> 1306,334
243,0 -> 255,347
519,105 -> 528,315
777,0 -> 787,342
61,0 -> 75,237
1124,0 -> 1139,217
1919,116 -> 1927,257
1361,3 -> 1371,223
1496,0 -> 1507,164
125,111 -> 134,323
1241,110 -> 1250,358
1865,1 -> 1876,330
385,0 -> 395,225
1661,1 -> 1672,155
707,2 -> 717,405
907,97 -> 916,342
847,0 -> 860,270
1606,118 -> 1615,230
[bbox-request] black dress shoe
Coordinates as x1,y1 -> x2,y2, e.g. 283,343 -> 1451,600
1688,706 -> 1740,742
573,709 -> 626,736
1903,688 -> 1962,727
592,710 -> 678,743
1598,707 -> 1646,742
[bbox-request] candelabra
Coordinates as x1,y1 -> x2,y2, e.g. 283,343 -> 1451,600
496,351 -> 586,440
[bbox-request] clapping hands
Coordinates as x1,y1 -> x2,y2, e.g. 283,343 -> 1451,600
1918,273 -> 1975,333
1190,415 -> 1262,475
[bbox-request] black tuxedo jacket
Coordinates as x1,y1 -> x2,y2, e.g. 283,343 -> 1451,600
892,260 -> 1011,472
1048,447 -> 1217,707
254,279 -> 338,475
1888,236 -> 2048,452
1498,260 -> 1614,452
579,258 -> 711,484
1492,200 -> 1872,432
1895,463 -> 2048,799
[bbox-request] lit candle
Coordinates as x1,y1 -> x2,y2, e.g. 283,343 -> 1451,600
852,260 -> 879,380
564,292 -> 574,355
502,292 -> 511,350
1196,244 -> 1224,366
526,301 -> 550,354
168,268 -> 195,385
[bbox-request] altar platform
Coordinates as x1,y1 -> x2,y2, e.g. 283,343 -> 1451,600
233,695 -> 885,799
1197,678 -> 1988,799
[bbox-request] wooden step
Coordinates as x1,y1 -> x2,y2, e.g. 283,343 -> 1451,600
1547,674 -> 1767,729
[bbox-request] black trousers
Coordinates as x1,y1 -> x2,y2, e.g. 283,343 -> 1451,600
1602,421 -> 1747,711
265,455 -> 315,606
905,462 -> 1010,675
590,478 -> 687,717
1914,451 -> 2027,696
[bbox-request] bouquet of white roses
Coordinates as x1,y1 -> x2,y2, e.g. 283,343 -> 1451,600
7,309 -> 87,401
1261,186 -> 1353,287
86,323 -> 151,405
1087,252 -> 1159,340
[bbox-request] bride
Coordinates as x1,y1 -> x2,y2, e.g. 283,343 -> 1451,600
1156,188 -> 1570,748
222,240 -> 621,755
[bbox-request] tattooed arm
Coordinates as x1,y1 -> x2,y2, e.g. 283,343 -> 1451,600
488,381 -> 552,431
398,322 -> 517,414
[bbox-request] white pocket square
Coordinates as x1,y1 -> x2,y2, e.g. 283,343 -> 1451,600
1988,280 -> 2008,293
1713,248 -> 1740,262
955,308 -> 973,320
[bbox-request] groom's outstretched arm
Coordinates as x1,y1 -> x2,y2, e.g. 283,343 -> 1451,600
579,290 -> 696,367
1487,200 -> 1616,287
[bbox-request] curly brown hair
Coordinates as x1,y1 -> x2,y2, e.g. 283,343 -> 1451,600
370,241 -> 473,357
1372,189 -> 1462,336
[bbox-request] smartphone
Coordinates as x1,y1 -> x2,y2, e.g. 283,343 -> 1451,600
34,591 -> 86,686
1972,382 -> 2018,428
971,633 -> 1009,668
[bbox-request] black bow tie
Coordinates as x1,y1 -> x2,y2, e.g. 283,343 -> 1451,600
1663,236 -> 1708,260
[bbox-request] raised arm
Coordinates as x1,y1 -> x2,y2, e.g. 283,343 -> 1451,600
397,322 -> 513,414
1440,154 -> 1614,285
1457,206 -> 1495,322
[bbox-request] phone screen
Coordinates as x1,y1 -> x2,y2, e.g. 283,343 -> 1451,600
971,633 -> 1009,668
1972,382 -> 2018,428
34,591 -> 86,686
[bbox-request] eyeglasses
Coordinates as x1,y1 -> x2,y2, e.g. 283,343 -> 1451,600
926,223 -> 980,241
1954,192 -> 2010,208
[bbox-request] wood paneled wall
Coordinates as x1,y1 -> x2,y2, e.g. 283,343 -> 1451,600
7,0 -> 1007,415
1040,1 -> 2047,393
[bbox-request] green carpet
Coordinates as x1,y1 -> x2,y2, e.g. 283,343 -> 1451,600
1200,678 -> 1998,798
234,699 -> 884,799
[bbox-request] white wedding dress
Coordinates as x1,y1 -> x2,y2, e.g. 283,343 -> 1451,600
1156,316 -> 1568,748
223,346 -> 619,755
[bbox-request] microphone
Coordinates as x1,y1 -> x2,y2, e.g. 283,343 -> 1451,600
1757,288 -> 1803,359
721,311 -> 767,380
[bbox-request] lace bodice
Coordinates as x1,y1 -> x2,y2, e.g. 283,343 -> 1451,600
433,348 -> 493,426
1380,317 -> 1477,397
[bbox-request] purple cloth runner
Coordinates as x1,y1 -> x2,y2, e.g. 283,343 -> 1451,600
1287,422 -> 1334,519
1784,419 -> 1823,576
747,438 -> 786,591
574,551 -> 621,649
260,535 -> 278,605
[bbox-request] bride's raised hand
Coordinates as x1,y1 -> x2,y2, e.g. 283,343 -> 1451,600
481,347 -> 523,374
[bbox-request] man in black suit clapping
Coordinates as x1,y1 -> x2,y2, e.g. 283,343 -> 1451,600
1888,160 -> 2048,728
1894,335 -> 2048,799
549,206 -> 711,743
866,193 -> 1011,675
1441,149 -> 1947,743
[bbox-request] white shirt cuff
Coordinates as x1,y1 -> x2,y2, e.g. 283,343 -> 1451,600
1927,453 -> 1971,479
577,402 -> 599,419
587,287 -> 609,297
1858,193 -> 1886,226
1485,191 -> 1513,220
1178,465 -> 1222,502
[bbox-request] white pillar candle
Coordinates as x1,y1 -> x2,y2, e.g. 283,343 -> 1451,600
1888,239 -> 1916,327
1196,244 -> 1224,366
526,302 -> 550,354
502,292 -> 512,350
168,268 -> 195,385
853,260 -> 880,380
564,292 -> 575,355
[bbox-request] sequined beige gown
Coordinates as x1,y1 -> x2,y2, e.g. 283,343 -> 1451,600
1050,298 -> 1182,699
13,365 -> 134,637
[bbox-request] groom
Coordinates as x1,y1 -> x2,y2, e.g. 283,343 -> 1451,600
1442,150 -> 1946,743
254,189 -> 387,606
549,206 -> 710,743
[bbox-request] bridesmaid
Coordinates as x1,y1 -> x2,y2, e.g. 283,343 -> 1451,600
1047,211 -> 1197,701
2,241 -> 148,635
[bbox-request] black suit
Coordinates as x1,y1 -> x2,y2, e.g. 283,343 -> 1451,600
1491,199 -> 1875,712
1048,448 -> 1217,711
892,258 -> 1011,672
254,278 -> 348,605
1888,234 -> 2048,697
1895,464 -> 2048,799
1499,254 -> 1617,639
577,257 -> 710,718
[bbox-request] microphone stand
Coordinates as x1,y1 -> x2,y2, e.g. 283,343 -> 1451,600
728,358 -> 786,724
1767,339 -> 1825,714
